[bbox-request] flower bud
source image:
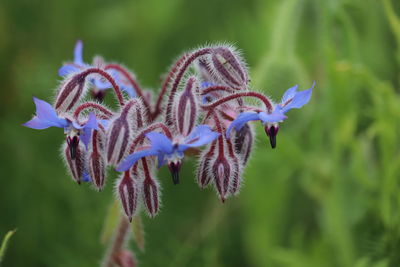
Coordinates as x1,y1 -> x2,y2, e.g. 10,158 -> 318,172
62,139 -> 86,184
55,70 -> 89,113
232,123 -> 255,165
142,164 -> 160,217
174,76 -> 198,136
210,46 -> 248,88
106,99 -> 144,166
117,171 -> 139,222
88,129 -> 107,191
196,142 -> 217,188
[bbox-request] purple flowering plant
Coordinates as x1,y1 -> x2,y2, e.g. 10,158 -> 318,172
23,41 -> 313,265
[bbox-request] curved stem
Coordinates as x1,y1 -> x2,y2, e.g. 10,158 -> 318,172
105,64 -> 151,112
81,68 -> 125,106
101,215 -> 130,267
201,92 -> 273,112
164,48 -> 212,124
152,53 -> 189,119
200,85 -> 236,95
73,102 -> 114,119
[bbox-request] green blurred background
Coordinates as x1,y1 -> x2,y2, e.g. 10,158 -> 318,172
1,0 -> 400,266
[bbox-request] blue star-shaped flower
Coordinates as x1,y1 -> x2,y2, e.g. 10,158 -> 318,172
117,125 -> 220,184
23,97 -> 98,149
226,83 -> 314,148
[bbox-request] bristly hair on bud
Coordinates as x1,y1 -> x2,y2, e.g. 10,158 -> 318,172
231,123 -> 255,166
54,70 -> 90,113
207,44 -> 249,89
173,76 -> 199,136
196,141 -> 217,189
117,171 -> 139,222
106,99 -> 144,166
88,128 -> 107,191
141,159 -> 161,217
61,140 -> 87,184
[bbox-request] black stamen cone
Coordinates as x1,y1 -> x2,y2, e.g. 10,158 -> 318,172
68,136 -> 79,159
269,126 -> 277,149
168,162 -> 181,185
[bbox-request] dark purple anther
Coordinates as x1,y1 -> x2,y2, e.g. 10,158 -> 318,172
168,161 -> 181,185
67,135 -> 80,160
264,125 -> 279,149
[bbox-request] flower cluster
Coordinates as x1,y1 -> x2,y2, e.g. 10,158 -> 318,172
23,41 -> 313,221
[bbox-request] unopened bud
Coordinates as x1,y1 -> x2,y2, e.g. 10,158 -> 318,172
232,123 -> 255,165
106,100 -> 143,166
196,142 -> 216,188
142,173 -> 160,217
88,129 -> 107,191
113,249 -> 137,267
62,140 -> 86,184
117,171 -> 139,221
55,71 -> 89,113
174,76 -> 198,136
210,46 -> 248,88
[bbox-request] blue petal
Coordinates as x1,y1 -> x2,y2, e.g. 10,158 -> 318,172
74,40 -> 84,65
258,111 -> 287,123
82,170 -> 91,182
281,85 -> 298,104
281,83 -> 314,113
181,125 -> 220,150
23,97 -> 68,129
80,113 -> 98,148
226,112 -> 260,138
58,65 -> 79,76
157,154 -> 166,168
201,81 -> 214,89
116,149 -> 158,172
91,77 -> 111,90
145,132 -> 174,154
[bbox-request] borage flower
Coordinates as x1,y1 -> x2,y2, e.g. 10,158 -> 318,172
23,97 -> 98,157
117,125 -> 219,184
226,83 -> 314,148
58,40 -> 136,99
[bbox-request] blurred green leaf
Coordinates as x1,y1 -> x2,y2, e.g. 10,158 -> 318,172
0,229 -> 16,265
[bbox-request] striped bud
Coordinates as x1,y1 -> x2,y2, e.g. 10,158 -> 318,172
117,171 -> 139,222
55,70 -> 89,113
232,123 -> 255,166
113,250 -> 137,267
196,142 -> 217,188
141,161 -> 160,217
210,46 -> 248,88
62,140 -> 86,184
88,129 -> 107,191
174,76 -> 198,136
106,99 -> 144,166
210,137 -> 242,201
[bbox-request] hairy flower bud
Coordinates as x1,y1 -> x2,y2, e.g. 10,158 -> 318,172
210,46 -> 248,88
113,250 -> 137,267
106,99 -> 144,166
55,71 -> 89,113
173,76 -> 199,136
62,139 -> 86,184
141,160 -> 160,217
232,123 -> 255,165
196,142 -> 217,188
88,129 -> 107,191
117,171 -> 139,221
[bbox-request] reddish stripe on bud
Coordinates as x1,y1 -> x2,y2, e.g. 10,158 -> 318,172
141,159 -> 160,217
113,250 -> 137,267
118,171 -> 139,222
62,141 -> 85,184
88,129 -> 107,191
107,99 -> 144,166
55,71 -> 87,112
210,46 -> 248,88
232,123 -> 254,166
196,142 -> 216,188
175,76 -> 198,136
212,155 -> 231,202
